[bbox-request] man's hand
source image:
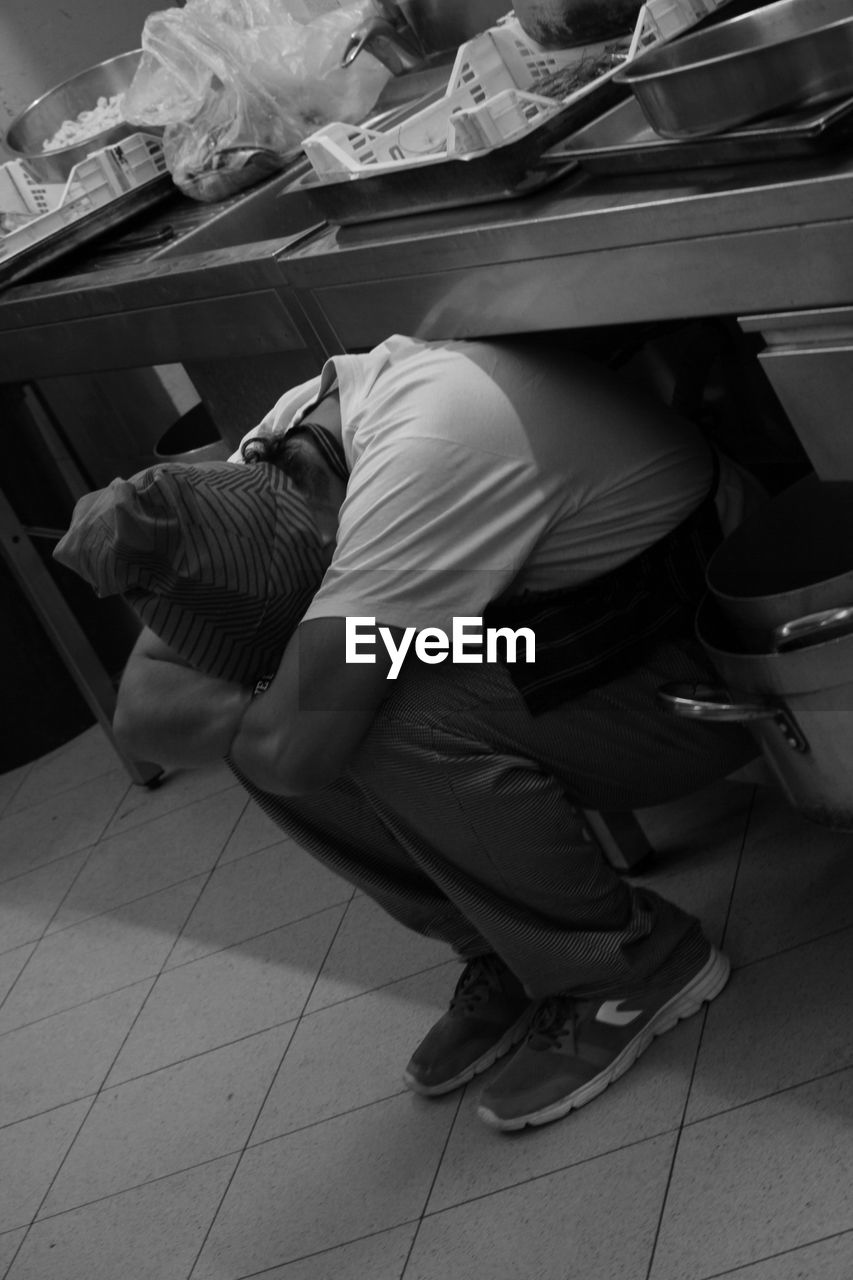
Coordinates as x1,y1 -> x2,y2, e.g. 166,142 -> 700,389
229,616 -> 398,797
114,628 -> 252,769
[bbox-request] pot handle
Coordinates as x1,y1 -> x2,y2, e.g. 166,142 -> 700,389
774,606 -> 853,652
657,683 -> 808,752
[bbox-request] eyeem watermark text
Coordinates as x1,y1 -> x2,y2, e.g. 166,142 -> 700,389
346,616 -> 535,680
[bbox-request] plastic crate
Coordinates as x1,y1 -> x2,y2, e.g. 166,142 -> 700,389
302,0 -> 729,180
0,132 -> 165,263
0,160 -> 66,217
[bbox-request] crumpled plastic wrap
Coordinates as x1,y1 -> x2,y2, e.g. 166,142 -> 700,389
124,0 -> 391,201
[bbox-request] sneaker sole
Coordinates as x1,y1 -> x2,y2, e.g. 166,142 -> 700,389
477,946 -> 731,1131
403,1004 -> 536,1098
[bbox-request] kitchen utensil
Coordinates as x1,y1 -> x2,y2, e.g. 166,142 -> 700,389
705,475 -> 853,653
659,596 -> 853,830
616,0 -> 853,137
342,0 -> 512,72
4,50 -> 144,184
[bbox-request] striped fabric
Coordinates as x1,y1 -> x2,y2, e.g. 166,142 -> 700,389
53,461 -> 327,686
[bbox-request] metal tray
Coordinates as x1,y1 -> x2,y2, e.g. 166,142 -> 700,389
615,0 -> 853,138
0,174 -> 173,290
285,75 -> 626,225
545,93 -> 853,175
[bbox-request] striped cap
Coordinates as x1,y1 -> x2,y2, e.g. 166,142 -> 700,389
53,461 -> 327,686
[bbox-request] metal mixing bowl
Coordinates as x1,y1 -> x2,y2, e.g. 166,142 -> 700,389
616,0 -> 853,139
4,50 -> 143,183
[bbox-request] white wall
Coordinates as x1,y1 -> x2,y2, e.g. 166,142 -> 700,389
0,0 -> 169,132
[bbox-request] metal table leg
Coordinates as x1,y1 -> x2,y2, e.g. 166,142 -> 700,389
0,484 -> 162,787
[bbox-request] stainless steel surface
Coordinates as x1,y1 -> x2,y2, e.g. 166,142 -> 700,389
775,607 -> 853,651
706,476 -> 853,652
742,307 -> 853,482
1,138 -> 853,486
661,597 -> 853,830
616,0 -> 853,138
394,0 -> 513,51
341,16 -> 425,73
0,176 -> 173,292
0,426 -> 160,788
4,50 -> 146,183
548,94 -> 853,174
345,0 -> 512,67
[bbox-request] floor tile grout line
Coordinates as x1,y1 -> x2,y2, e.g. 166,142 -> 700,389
0,975 -> 164,1042
728,918 -> 853,973
245,1085 -> 414,1155
643,790 -> 755,1280
223,1219 -> 423,1280
93,769 -> 243,842
103,940 -> 450,1090
6,792 -> 251,1261
718,785 -> 758,959
10,1148 -> 243,1233
0,761 -> 35,820
2,760 -> 127,819
0,1091 -> 101,1137
243,885 -> 356,1151
303,955 -> 454,1017
680,1057 -> 853,1129
0,842 -> 107,893
696,1224 -> 853,1279
0,892 -> 358,1042
415,1123 -> 686,1224
30,863 -> 254,946
215,832 -> 311,871
400,1089 -> 465,1279
0,838 -> 110,1021
184,886 -> 357,1280
159,797 -> 338,977
6,1090 -> 107,1271
15,850 -> 224,1256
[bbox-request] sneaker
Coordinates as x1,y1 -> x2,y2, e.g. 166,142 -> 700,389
404,954 -> 534,1097
477,943 -> 730,1131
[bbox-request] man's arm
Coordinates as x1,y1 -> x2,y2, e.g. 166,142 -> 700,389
229,616 -> 397,797
113,628 -> 252,769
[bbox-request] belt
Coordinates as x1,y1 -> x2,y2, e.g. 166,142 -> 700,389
484,452 -> 723,713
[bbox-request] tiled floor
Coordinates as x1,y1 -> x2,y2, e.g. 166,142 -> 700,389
1,726 -> 853,1280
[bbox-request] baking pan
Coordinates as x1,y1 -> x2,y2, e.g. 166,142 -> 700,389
616,0 -> 853,138
289,152 -> 577,224
287,74 -> 627,224
0,175 -> 172,291
545,93 -> 853,174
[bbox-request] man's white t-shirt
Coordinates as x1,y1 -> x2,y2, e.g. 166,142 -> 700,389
232,334 -> 753,633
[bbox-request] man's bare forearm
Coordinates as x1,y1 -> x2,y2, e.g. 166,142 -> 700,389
113,631 -> 252,768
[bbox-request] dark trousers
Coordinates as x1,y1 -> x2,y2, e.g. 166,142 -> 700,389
233,636 -> 754,998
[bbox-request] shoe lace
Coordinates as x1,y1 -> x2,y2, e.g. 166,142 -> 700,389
526,994 -> 579,1051
449,954 -> 504,1015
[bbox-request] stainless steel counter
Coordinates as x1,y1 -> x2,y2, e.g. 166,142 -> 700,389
1,147 -> 852,470
3,144 -> 853,782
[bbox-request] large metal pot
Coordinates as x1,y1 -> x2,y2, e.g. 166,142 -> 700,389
705,475 -> 853,653
4,50 -> 144,184
660,598 -> 853,830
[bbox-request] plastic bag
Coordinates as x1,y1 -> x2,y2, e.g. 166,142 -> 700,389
124,0 -> 391,201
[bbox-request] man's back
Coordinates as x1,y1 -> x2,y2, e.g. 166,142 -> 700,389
298,334 -> 720,633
